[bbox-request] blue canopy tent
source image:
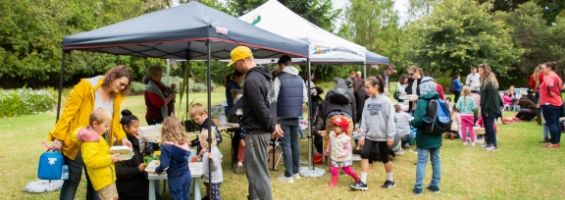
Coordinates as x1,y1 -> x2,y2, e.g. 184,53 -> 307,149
57,1 -> 308,195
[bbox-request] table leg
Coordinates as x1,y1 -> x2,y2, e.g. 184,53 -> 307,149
193,178 -> 201,200
149,180 -> 156,200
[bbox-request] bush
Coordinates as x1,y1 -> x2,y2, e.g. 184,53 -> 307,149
0,88 -> 56,117
130,81 -> 146,95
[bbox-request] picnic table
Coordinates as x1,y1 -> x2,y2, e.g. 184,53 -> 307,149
147,162 -> 203,200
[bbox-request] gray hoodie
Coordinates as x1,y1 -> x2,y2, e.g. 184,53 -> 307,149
360,95 -> 396,141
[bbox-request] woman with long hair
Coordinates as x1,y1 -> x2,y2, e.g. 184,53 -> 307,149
48,65 -> 133,200
405,66 -> 425,112
478,64 -> 501,151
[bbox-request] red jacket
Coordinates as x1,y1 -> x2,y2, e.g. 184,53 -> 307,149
436,83 -> 445,100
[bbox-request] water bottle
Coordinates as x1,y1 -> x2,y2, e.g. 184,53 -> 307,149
61,165 -> 69,180
139,138 -> 145,154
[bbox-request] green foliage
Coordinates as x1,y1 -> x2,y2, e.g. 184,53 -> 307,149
476,0 -> 564,25
228,0 -> 341,31
0,88 -> 56,117
340,0 -> 400,67
0,0 -> 165,87
130,81 -> 146,95
401,0 -> 523,78
494,2 -> 553,84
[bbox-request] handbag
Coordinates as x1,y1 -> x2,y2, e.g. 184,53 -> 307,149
37,151 -> 68,180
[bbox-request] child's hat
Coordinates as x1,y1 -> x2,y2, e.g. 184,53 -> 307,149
331,116 -> 349,133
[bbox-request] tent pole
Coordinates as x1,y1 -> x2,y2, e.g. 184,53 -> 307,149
186,42 -> 191,118
307,59 -> 313,170
206,40 -> 212,197
56,50 -> 69,122
363,61 -> 367,80
299,59 -> 324,178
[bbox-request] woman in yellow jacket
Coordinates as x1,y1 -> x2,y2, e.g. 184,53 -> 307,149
48,65 -> 133,200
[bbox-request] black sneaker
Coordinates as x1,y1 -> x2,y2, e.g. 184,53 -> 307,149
381,180 -> 396,189
427,185 -> 440,193
350,181 -> 368,191
413,188 -> 423,195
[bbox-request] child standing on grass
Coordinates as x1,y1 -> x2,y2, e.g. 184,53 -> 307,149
155,116 -> 191,200
350,76 -> 397,191
456,86 -> 478,146
411,77 -> 443,195
325,116 -> 361,188
200,130 -> 224,200
76,108 -> 120,200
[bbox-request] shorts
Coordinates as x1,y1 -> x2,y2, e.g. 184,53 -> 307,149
360,139 -> 394,163
97,183 -> 119,200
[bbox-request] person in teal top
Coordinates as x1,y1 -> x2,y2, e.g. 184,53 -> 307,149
456,86 -> 478,145
410,77 -> 442,195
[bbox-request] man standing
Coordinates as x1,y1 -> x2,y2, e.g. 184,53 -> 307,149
466,66 -> 481,92
271,55 -> 308,183
228,46 -> 283,200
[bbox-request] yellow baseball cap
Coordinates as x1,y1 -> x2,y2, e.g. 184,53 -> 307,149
228,46 -> 253,67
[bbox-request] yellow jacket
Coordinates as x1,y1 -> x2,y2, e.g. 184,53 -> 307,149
48,76 -> 126,160
73,127 -> 116,191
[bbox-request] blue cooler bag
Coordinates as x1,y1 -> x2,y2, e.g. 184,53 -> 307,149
38,151 -> 68,180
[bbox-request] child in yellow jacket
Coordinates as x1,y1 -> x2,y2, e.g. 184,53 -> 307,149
76,108 -> 121,200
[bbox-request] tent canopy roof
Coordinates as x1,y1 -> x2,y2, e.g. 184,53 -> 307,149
63,1 -> 309,60
240,0 -> 388,64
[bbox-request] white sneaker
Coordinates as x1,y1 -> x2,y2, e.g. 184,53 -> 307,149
293,173 -> 301,180
396,150 -> 405,155
463,142 -> 469,146
277,175 -> 294,183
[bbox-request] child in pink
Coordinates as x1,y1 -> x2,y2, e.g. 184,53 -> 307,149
325,116 -> 361,188
456,86 -> 478,145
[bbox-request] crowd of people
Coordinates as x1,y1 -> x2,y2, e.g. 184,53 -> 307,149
46,45 -> 561,199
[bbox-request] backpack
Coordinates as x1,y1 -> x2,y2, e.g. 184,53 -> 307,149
422,99 -> 452,135
37,151 -> 68,180
328,88 -> 351,105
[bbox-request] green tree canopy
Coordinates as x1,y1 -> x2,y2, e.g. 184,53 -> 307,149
402,0 -> 523,78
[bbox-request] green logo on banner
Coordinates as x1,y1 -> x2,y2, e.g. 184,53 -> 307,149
251,15 -> 261,26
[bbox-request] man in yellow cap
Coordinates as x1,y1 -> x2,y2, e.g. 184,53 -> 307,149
228,46 -> 283,200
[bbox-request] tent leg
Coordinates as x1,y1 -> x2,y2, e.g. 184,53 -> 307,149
206,40 -> 213,197
300,59 -> 325,178
56,50 -> 69,122
363,61 -> 367,80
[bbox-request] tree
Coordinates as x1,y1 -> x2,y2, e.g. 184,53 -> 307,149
402,0 -> 523,78
476,0 -> 564,25
227,0 -> 341,31
0,0 -> 153,87
407,0 -> 441,20
494,2 -> 553,79
340,0 -> 401,66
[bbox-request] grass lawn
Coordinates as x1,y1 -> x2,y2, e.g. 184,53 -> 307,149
1,91 -> 565,200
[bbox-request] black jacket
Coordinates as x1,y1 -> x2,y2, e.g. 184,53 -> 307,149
115,134 -> 150,200
241,66 -> 276,133
405,78 -> 422,111
480,82 -> 502,117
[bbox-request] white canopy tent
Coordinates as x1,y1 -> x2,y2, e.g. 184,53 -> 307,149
239,0 -> 369,64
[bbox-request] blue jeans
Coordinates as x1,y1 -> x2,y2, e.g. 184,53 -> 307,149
482,111 -> 497,147
60,153 -> 98,200
541,109 -> 550,140
542,105 -> 562,144
415,148 -> 441,190
279,118 -> 300,177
